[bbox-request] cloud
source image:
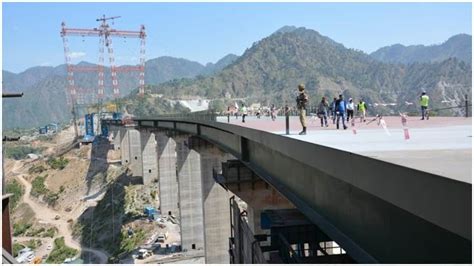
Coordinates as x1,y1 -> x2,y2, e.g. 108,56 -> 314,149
69,52 -> 86,59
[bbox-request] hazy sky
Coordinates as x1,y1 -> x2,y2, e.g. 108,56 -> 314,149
2,2 -> 472,73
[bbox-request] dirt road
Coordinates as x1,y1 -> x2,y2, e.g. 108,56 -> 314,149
12,161 -> 109,263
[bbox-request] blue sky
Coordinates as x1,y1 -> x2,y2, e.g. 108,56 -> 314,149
2,2 -> 472,73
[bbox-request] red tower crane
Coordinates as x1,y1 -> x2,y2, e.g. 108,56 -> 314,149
60,15 -> 146,138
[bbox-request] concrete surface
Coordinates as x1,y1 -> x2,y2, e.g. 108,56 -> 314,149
156,132 -> 179,217
194,144 -> 231,264
218,116 -> 472,183
128,129 -> 143,177
140,131 -> 158,185
130,117 -> 472,263
175,135 -> 205,252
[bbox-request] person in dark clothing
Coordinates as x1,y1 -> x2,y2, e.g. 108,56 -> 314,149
317,97 -> 329,127
296,84 -> 309,135
330,97 -> 337,124
335,94 -> 347,130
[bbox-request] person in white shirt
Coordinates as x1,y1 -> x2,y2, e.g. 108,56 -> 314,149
346,98 -> 354,122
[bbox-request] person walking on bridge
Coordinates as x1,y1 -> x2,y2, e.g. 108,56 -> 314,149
296,84 -> 309,135
240,103 -> 248,123
330,97 -> 337,124
346,98 -> 354,122
419,91 -> 430,120
270,104 -> 277,121
357,99 -> 367,122
317,97 -> 329,127
335,94 -> 347,130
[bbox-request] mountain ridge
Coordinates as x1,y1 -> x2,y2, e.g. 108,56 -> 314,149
153,27 -> 471,115
3,27 -> 471,129
370,33 -> 472,64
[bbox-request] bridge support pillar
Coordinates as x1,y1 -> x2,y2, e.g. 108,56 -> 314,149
111,126 -> 121,151
156,131 -> 179,217
175,135 -> 205,252
140,130 -> 158,185
120,128 -> 130,165
128,129 -> 143,177
192,140 -> 233,264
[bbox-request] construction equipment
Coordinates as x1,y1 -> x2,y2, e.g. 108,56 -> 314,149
39,126 -> 48,135
33,256 -> 42,264
60,15 -> 146,138
105,102 -> 117,112
82,113 -> 96,143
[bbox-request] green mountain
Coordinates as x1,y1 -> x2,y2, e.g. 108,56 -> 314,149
2,55 -> 238,129
4,28 -> 471,130
201,54 -> 239,76
153,27 -> 471,115
370,34 -> 472,64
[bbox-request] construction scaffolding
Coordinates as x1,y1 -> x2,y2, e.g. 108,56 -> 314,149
60,15 -> 146,137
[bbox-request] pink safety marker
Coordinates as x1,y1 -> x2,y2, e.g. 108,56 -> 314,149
351,118 -> 357,134
400,113 -> 410,140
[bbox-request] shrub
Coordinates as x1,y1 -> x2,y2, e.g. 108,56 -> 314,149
6,179 -> 24,210
44,192 -> 60,205
47,156 -> 69,170
13,243 -> 25,257
25,227 -> 45,237
28,165 -> 47,175
5,145 -> 42,160
26,239 -> 42,250
46,237 -> 78,264
31,175 -> 60,205
43,227 -> 57,238
118,228 -> 146,255
13,223 -> 32,236
31,176 -> 48,197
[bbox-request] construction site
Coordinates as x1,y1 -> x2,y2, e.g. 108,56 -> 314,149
2,7 -> 471,265
2,15 -> 197,264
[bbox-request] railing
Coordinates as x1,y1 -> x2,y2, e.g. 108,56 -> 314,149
229,196 -> 266,264
141,109 -> 217,122
275,233 -> 300,263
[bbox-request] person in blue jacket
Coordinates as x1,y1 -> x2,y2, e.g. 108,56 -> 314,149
335,94 -> 347,130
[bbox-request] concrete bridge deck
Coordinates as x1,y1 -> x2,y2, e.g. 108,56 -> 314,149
106,116 -> 471,263
217,116 -> 472,183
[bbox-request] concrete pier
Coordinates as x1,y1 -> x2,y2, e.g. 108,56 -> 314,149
192,140 -> 232,263
175,135 -> 205,252
120,128 -> 130,165
128,129 -> 143,177
141,130 -> 158,185
156,131 -> 179,217
114,126 -> 124,151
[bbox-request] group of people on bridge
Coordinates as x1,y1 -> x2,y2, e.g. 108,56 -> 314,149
296,84 -> 369,135
226,84 -> 430,136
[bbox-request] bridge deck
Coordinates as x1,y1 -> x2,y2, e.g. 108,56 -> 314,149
217,116 -> 472,183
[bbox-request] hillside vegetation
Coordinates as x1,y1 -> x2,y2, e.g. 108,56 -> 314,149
3,27 -> 471,129
154,27 -> 471,116
370,34 -> 472,64
2,54 -> 238,129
